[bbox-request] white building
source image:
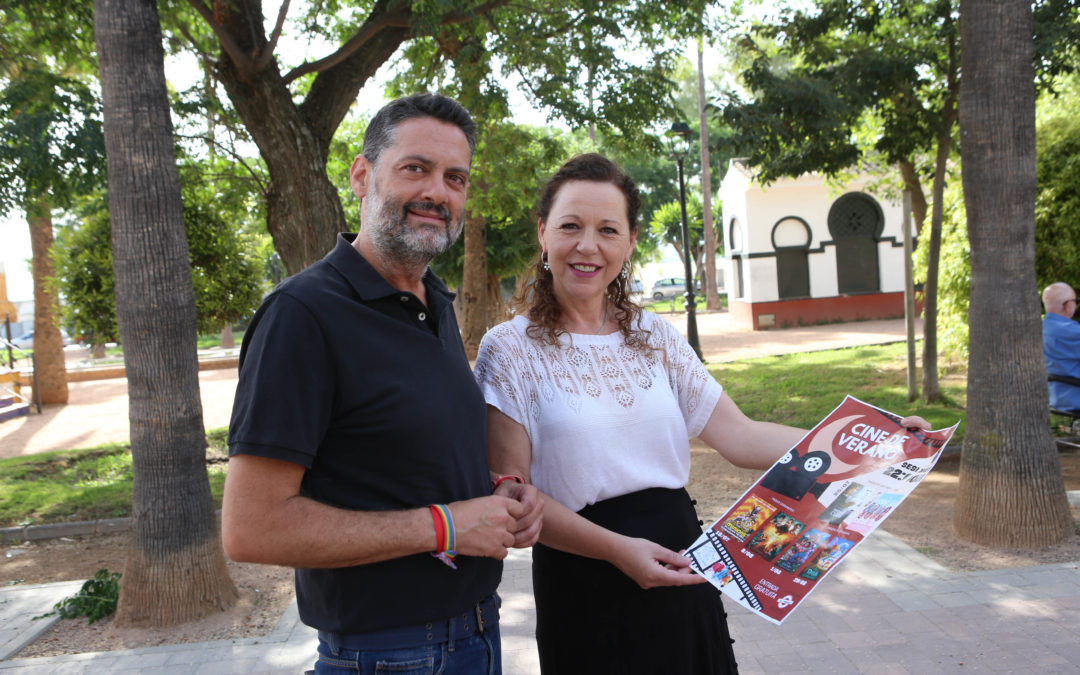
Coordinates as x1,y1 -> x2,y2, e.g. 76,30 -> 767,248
720,160 -> 907,331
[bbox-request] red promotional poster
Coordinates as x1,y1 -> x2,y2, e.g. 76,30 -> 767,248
685,396 -> 958,625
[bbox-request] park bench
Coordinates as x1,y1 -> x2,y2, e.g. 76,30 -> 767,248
1049,373 -> 1080,451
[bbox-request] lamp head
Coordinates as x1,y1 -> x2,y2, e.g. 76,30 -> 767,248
667,121 -> 693,158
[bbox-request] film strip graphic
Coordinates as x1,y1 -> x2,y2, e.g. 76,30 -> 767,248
706,531 -> 762,611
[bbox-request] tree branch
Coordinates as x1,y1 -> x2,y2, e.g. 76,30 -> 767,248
283,0 -> 511,84
254,0 -> 291,73
185,0 -> 256,77
283,12 -> 409,84
174,132 -> 269,196
173,18 -> 217,72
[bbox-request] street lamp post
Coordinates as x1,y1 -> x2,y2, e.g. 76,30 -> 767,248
668,121 -> 703,361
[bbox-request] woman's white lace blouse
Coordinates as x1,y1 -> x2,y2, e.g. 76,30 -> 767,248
474,312 -> 722,512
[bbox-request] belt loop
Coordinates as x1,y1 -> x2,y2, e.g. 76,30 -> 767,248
475,602 -> 485,634
326,630 -> 342,656
446,616 -> 456,651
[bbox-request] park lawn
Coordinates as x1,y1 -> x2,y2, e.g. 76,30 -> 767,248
0,344 -> 968,529
711,342 -> 968,438
0,429 -> 229,529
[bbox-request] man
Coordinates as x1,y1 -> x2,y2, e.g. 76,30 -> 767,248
1042,281 -> 1080,413
223,93 -> 542,673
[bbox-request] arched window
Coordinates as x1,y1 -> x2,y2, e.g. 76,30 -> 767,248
729,217 -> 743,253
828,193 -> 883,294
729,218 -> 744,298
772,217 -> 811,299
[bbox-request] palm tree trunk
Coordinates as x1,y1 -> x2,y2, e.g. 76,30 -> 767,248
95,0 -> 237,626
27,196 -> 68,404
698,45 -> 721,310
953,0 -> 1071,546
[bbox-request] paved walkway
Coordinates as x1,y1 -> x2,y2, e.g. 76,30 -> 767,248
3,531 -> 1078,673
7,315 -> 1077,672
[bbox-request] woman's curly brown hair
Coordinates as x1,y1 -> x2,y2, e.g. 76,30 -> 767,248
512,153 -> 653,352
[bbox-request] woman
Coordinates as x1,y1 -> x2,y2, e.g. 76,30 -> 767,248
474,154 -> 921,673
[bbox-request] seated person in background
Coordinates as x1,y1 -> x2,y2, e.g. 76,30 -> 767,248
1042,281 -> 1080,413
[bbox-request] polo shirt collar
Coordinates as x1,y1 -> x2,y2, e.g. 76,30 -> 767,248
327,232 -> 455,303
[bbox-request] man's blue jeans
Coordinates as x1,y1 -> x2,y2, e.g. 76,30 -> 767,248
312,599 -> 502,675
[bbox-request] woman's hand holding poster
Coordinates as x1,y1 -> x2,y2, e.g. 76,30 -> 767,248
685,396 -> 959,625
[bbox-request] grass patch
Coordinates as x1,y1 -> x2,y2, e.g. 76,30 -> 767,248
709,342 -> 967,441
0,429 -> 230,529
197,331 -> 245,350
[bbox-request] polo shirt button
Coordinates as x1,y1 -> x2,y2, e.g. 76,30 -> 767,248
418,312 -> 426,321
400,296 -> 409,302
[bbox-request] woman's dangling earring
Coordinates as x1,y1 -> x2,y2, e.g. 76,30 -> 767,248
542,251 -> 550,271
621,260 -> 630,279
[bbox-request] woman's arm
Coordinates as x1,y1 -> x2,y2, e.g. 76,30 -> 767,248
487,405 -> 706,589
698,394 -> 807,470
699,394 -> 933,470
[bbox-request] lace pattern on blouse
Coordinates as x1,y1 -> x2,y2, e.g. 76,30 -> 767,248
475,313 -> 714,431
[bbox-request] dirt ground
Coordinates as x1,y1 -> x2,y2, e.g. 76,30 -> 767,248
687,442 -> 1080,572
4,541 -> 294,659
4,448 -> 1078,659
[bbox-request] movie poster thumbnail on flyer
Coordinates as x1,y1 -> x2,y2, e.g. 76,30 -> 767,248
685,396 -> 958,625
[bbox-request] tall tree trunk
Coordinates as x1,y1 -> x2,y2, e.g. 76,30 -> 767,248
442,35 -> 492,360
461,205 -> 487,359
211,0 -> 408,273
220,324 -> 235,349
921,31 -> 959,404
954,0 -> 1070,546
27,197 -> 68,405
485,272 -> 508,327
697,44 -> 720,310
95,0 -> 238,626
897,160 -> 927,235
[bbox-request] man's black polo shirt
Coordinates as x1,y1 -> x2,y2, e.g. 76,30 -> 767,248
228,233 -> 500,634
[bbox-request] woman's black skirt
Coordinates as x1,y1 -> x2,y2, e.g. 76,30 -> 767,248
532,487 -> 739,674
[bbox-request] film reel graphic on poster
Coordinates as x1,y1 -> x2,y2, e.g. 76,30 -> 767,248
685,395 -> 959,625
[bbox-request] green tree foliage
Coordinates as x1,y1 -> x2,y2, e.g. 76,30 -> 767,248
164,0 -> 717,272
917,74 -> 1080,361
717,0 -> 962,182
913,185 -> 969,360
717,0 -> 962,402
44,569 -> 122,625
182,183 -> 265,335
487,2 -> 710,150
0,68 -> 104,216
1034,76 -> 1080,287
52,196 -> 118,349
52,162 -> 267,344
649,194 -> 719,285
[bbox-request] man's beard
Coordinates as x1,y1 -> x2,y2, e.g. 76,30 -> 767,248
365,188 -> 464,268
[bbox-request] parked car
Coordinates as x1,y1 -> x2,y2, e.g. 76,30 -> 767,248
629,278 -> 644,295
650,277 -> 700,301
9,329 -> 74,350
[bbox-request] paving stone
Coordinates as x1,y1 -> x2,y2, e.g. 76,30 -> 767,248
883,590 -> 940,612
754,649 -> 810,672
861,662 -> 910,675
838,646 -> 882,667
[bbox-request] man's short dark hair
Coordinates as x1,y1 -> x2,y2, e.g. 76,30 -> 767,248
362,93 -> 476,167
